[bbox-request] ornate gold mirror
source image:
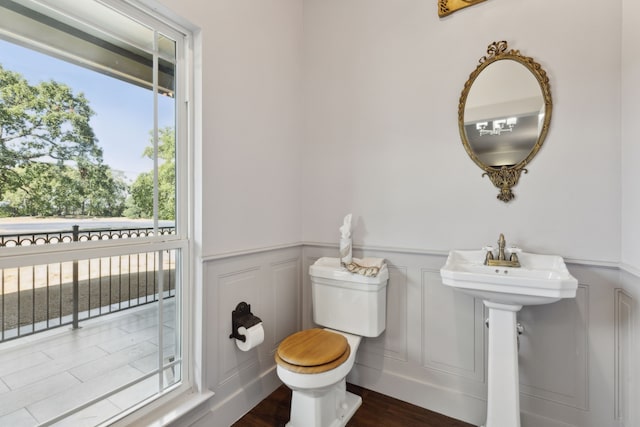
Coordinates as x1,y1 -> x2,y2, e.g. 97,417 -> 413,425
459,41 -> 552,202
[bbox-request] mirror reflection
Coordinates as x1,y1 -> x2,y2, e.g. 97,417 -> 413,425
463,60 -> 545,167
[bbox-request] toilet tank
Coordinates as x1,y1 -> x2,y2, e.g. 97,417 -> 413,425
309,257 -> 389,337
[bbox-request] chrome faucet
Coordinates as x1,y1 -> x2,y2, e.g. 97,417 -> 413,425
485,233 -> 520,267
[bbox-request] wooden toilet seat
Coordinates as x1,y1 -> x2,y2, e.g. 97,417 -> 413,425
275,328 -> 350,374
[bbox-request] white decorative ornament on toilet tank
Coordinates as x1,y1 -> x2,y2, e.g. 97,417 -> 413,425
339,213 -> 352,266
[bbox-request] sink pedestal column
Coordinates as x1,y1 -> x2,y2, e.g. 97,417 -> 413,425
483,301 -> 522,427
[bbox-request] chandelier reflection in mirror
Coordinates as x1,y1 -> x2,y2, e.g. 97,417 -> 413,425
476,117 -> 517,136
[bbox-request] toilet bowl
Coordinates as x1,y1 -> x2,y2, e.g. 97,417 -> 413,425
275,257 -> 388,427
276,329 -> 362,427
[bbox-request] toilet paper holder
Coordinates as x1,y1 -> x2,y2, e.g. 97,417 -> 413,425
229,301 -> 262,342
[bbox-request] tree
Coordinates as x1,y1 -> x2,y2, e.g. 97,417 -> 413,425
0,64 -> 128,216
125,127 -> 175,220
79,162 -> 128,217
3,162 -> 127,217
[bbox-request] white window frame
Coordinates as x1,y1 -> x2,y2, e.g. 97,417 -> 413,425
0,0 -> 202,424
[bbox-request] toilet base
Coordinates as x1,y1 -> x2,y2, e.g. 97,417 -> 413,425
285,379 -> 362,427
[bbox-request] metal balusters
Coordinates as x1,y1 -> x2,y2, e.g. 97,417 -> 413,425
0,225 -> 177,342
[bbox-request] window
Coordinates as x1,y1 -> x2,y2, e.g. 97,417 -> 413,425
0,0 -> 192,425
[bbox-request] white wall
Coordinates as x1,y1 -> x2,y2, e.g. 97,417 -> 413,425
156,0 -> 303,257
149,1 -> 304,425
621,1 -> 640,426
622,0 -> 640,272
302,0 -> 621,263
142,0 -> 639,426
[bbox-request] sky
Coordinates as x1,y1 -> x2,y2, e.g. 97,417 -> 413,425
0,38 -> 175,182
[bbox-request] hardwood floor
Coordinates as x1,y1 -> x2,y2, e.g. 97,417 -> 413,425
232,383 -> 474,427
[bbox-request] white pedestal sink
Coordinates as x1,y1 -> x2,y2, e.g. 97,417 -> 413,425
440,250 -> 578,427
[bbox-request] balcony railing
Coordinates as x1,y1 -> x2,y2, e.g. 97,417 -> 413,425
0,225 -> 176,342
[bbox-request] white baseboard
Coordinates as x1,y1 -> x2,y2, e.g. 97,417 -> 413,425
348,363 -> 485,426
520,411 -> 579,427
191,367 -> 281,427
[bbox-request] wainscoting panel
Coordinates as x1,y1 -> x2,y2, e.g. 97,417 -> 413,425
360,265 -> 409,362
422,268 -> 485,382
200,246 -> 302,426
217,266 -> 263,382
301,255 -> 320,330
304,245 -> 488,424
615,288 -> 632,424
272,258 -> 300,346
619,269 -> 640,427
192,245 -> 637,427
519,285 -> 589,410
301,245 -> 628,427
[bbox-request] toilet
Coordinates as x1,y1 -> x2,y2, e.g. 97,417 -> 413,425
275,257 -> 389,427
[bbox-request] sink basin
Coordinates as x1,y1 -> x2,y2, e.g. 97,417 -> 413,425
440,249 -> 578,427
440,250 -> 577,306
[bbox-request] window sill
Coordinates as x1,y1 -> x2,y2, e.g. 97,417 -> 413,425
110,388 -> 215,427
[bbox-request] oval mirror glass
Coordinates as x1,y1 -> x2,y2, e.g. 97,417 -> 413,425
458,41 -> 552,202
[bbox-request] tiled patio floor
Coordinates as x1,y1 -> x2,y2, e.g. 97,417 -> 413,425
0,300 -> 176,427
